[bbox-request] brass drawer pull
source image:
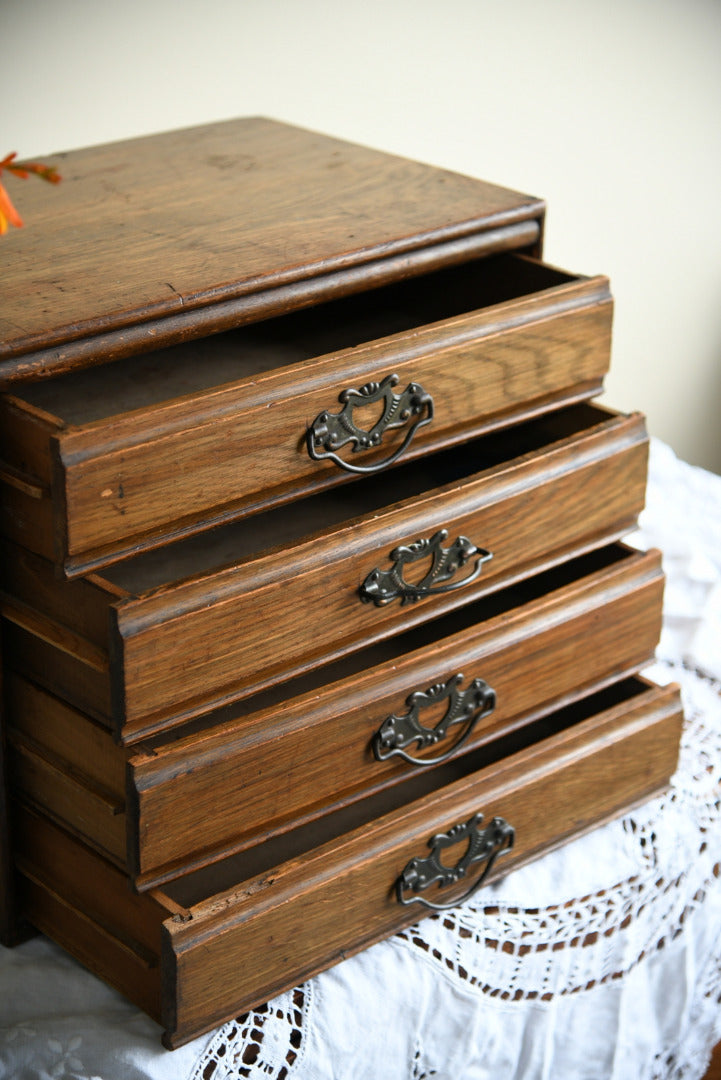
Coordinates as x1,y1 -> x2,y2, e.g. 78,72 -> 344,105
360,528 -> 492,607
397,813 -> 515,911
306,373 -> 433,474
373,673 -> 496,767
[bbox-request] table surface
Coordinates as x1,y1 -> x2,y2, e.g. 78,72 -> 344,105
1,437 -> 720,1080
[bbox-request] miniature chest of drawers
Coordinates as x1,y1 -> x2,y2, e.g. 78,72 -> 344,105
0,118 -> 682,1048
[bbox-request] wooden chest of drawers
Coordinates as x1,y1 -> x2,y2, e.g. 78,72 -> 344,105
0,118 -> 682,1048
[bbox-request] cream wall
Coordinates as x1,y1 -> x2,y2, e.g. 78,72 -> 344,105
5,0 -> 721,472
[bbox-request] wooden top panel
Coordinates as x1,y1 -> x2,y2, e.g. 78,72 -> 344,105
0,117 -> 543,380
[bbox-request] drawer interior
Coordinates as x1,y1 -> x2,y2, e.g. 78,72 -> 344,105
99,401 -> 613,594
159,676 -> 652,910
12,254 -> 576,424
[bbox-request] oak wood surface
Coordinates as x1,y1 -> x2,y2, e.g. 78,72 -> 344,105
8,255 -> 582,425
13,801 -> 163,958
0,626 -> 17,945
110,407 -> 648,738
7,736 -> 126,862
5,680 -> 683,1048
0,394 -> 61,481
1,544 -> 664,887
0,543 -> 664,886
0,256 -> 611,574
18,874 -> 162,1021
1,613 -> 112,724
0,482 -> 55,563
160,680 -> 682,1047
0,405 -> 649,741
0,541 -> 113,644
0,119 -> 680,1054
126,545 -> 664,888
0,118 -> 544,381
7,673 -> 123,797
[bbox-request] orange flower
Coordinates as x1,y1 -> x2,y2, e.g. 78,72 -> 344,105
0,151 -> 61,234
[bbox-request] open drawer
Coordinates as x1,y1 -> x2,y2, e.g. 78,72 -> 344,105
0,253 -> 612,577
0,404 -> 648,742
5,543 -> 664,888
12,676 -> 683,1048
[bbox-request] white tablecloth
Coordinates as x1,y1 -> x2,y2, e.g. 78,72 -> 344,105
2,438 -> 720,1080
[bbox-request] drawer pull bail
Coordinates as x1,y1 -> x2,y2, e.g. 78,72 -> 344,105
397,813 -> 515,911
373,673 -> 496,767
307,373 -> 433,474
360,528 -> 492,606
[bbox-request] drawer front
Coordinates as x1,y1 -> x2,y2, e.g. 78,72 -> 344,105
1,258 -> 611,576
112,408 -> 648,739
160,679 -> 682,1048
127,546 -> 664,888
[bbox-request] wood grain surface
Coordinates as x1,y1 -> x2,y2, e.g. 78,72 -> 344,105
0,255 -> 611,575
0,628 -> 17,946
7,737 -> 126,863
0,120 -> 681,1053
6,674 -> 123,797
13,801 -> 162,958
0,118 -> 544,381
0,610 -> 112,725
160,679 -> 682,1047
110,406 -> 648,738
0,405 -> 650,741
5,680 -> 684,1048
126,545 -> 664,888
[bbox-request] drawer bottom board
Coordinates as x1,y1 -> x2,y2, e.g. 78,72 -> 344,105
11,676 -> 682,1049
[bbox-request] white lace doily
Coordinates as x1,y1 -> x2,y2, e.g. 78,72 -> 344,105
1,439 -> 720,1080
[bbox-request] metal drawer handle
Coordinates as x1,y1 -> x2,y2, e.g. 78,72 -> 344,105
360,528 -> 492,607
397,813 -> 515,911
373,673 -> 496,767
306,373 -> 433,474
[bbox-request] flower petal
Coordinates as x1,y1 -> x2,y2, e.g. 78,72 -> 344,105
0,180 -> 24,230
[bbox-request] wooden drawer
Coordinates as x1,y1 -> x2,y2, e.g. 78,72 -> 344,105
0,117 -> 682,1057
0,254 -> 611,577
13,677 -> 683,1048
0,404 -> 648,742
5,544 -> 664,888
1,117 -> 546,381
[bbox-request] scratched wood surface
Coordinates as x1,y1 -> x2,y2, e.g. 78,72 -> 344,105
1,545 -> 664,887
0,406 -> 649,742
7,680 -> 683,1047
0,120 -> 681,1054
125,545 -> 664,889
0,117 -> 544,381
0,254 -> 611,576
